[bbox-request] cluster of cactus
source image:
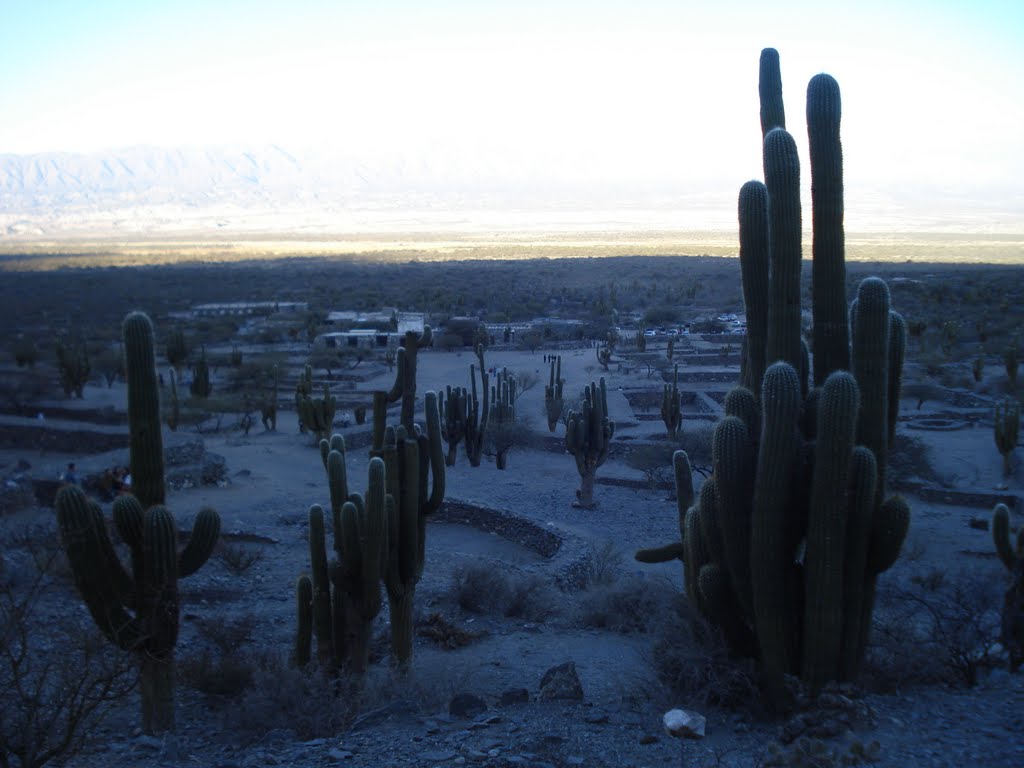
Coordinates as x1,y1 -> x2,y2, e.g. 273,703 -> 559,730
994,398 -> 1020,477
328,334 -> 444,666
596,345 -> 612,370
488,367 -> 518,469
296,435 -> 387,672
438,384 -> 469,466
298,382 -> 337,443
992,503 -> 1024,671
294,363 -> 314,432
667,338 -> 676,361
635,329 -> 647,352
190,348 -> 212,399
565,377 -> 614,508
545,355 -> 564,432
260,364 -> 278,431
439,344 -> 490,467
165,327 -> 188,369
636,49 -> 910,704
57,311 -> 220,734
55,333 -> 90,398
661,363 -> 682,437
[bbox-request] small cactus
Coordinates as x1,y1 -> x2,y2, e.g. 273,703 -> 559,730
994,399 -> 1020,477
661,363 -> 682,437
992,504 -> 1024,671
565,378 -> 615,508
545,355 -> 564,433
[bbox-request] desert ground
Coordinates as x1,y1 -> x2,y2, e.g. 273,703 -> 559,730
1,246 -> 1023,768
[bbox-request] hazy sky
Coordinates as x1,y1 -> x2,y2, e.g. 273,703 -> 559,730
1,0 -> 1022,195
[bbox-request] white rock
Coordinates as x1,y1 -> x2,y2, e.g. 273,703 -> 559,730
663,709 -> 706,739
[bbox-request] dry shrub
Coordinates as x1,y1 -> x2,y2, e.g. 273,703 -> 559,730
575,575 -> 673,634
179,649 -> 256,697
888,433 -> 944,486
451,563 -> 510,613
194,613 -> 257,655
217,542 -> 264,575
865,566 -> 1003,690
450,563 -> 562,622
577,539 -> 624,589
676,422 -> 715,468
1,528 -> 136,767
416,612 -> 485,649
225,653 -> 354,743
649,593 -> 758,708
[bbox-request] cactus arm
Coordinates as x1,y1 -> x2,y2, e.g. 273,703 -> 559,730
759,47 -> 785,138
295,575 -> 313,667
852,277 -> 892,506
763,128 -> 804,372
993,503 -> 1018,572
750,362 -> 803,692
178,506 -> 221,578
123,311 -> 166,510
307,504 -> 334,667
712,416 -> 754,618
56,486 -> 144,649
802,371 -> 859,690
807,73 -> 850,386
887,312 -> 907,445
634,543 -> 686,563
739,180 -> 770,396
839,445 -> 878,681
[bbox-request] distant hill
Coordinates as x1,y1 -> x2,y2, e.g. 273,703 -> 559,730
0,145 -> 1020,238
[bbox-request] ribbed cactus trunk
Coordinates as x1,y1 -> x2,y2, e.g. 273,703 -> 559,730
123,312 -> 165,510
807,74 -> 850,385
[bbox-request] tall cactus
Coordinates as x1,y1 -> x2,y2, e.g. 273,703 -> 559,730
992,503 -> 1024,671
661,363 -> 682,437
57,311 -> 220,735
374,393 -> 446,665
489,368 -> 517,469
545,355 -> 564,433
636,50 -> 909,704
385,328 -> 434,433
565,378 -> 615,508
994,399 -> 1020,477
464,362 -> 489,467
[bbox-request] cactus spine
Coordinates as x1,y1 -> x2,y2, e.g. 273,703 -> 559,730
545,355 -> 564,433
57,311 -> 220,735
565,378 -> 615,508
994,399 -> 1020,477
636,50 -> 909,704
661,363 -> 682,437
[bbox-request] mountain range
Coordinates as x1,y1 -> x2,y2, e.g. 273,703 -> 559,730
1,145 -> 1020,239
